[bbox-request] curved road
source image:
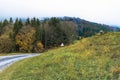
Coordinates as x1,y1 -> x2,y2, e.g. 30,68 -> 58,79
0,54 -> 40,72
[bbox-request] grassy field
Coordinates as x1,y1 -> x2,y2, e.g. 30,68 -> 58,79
0,32 -> 120,80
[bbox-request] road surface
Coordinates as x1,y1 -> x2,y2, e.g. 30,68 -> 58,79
0,54 -> 40,72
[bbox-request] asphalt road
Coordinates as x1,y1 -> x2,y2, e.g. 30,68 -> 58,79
0,54 -> 40,72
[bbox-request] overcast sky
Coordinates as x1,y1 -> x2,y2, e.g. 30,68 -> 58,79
0,0 -> 120,26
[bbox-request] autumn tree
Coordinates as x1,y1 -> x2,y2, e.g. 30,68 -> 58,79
34,41 -> 44,52
15,26 -> 36,52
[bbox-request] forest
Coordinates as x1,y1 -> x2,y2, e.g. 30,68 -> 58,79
0,17 -> 117,53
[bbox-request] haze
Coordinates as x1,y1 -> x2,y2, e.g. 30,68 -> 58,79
0,0 -> 120,26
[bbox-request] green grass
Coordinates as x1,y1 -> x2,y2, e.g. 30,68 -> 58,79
0,32 -> 120,80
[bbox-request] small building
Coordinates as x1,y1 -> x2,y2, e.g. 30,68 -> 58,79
99,30 -> 104,34
60,43 -> 64,47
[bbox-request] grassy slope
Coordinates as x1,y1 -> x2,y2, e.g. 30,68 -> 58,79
0,32 -> 120,80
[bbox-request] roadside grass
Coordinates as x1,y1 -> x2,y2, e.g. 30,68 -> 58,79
0,32 -> 120,80
0,53 -> 19,56
0,53 -> 33,56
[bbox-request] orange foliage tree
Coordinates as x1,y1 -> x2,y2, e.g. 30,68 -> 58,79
34,41 -> 44,53
15,26 -> 35,52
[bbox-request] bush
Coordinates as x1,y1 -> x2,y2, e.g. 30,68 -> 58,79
34,42 -> 44,53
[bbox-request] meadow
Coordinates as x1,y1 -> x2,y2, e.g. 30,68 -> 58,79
0,32 -> 120,80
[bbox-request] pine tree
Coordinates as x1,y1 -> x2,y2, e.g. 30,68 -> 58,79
37,18 -> 40,25
47,17 -> 63,47
3,19 -> 8,27
26,17 -> 30,25
9,17 -> 13,24
13,18 -> 23,34
35,26 -> 41,41
0,21 -> 3,35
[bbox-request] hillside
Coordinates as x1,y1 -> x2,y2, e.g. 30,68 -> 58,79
61,17 -> 116,37
0,32 -> 120,80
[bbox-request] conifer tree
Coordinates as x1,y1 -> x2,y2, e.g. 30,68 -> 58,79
26,17 -> 30,25
0,21 -> 3,35
3,19 -> 8,27
9,17 -> 13,24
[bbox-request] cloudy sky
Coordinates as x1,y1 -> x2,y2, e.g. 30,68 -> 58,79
0,0 -> 120,26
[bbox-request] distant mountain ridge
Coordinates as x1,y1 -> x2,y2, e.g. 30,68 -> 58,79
110,26 -> 120,31
57,16 -> 120,37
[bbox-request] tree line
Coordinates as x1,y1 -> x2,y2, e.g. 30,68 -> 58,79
0,17 -> 115,53
0,17 -> 78,53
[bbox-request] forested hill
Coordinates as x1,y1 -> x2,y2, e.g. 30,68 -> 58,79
40,17 -> 120,36
0,17 -> 119,53
58,17 -> 120,36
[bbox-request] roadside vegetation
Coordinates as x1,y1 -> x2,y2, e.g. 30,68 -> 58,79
0,53 -> 25,56
0,32 -> 120,80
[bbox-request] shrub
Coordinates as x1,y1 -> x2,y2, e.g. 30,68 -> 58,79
34,42 -> 44,53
